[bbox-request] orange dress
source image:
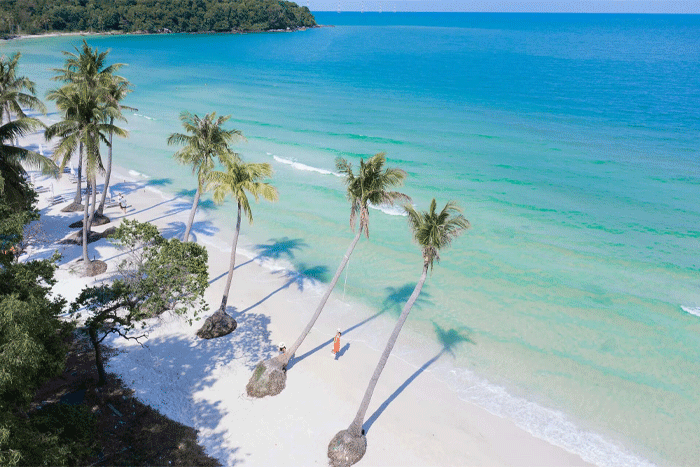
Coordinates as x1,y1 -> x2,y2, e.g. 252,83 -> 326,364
332,334 -> 341,354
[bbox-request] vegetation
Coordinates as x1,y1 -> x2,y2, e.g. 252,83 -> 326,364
46,40 -> 128,272
168,111 -> 243,242
207,153 -> 277,315
0,0 -> 316,36
0,52 -> 46,123
328,199 -> 470,467
71,219 -> 209,385
246,152 -> 409,398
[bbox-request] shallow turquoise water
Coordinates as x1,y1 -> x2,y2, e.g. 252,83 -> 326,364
4,13 -> 700,466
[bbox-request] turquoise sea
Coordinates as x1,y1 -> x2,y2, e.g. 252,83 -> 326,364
4,12 -> 700,466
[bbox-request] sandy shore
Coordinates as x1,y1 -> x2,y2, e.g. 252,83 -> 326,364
21,125 -> 593,466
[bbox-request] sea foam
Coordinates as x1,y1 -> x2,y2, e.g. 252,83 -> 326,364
681,306 -> 700,317
273,155 -> 342,177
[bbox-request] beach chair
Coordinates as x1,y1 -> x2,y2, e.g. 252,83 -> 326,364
105,189 -> 119,208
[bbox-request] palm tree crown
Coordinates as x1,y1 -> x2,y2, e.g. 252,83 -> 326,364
336,152 -> 410,237
51,40 -> 123,89
207,156 -> 278,219
169,111 -> 243,186
0,52 -> 47,123
405,199 -> 470,269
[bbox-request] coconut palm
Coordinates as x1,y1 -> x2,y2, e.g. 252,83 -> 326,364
0,117 -> 57,210
46,84 -> 124,267
327,199 -> 470,467
49,40 -> 124,207
246,152 -> 409,398
168,111 -> 243,242
0,52 -> 46,124
206,155 -> 277,318
96,76 -> 134,217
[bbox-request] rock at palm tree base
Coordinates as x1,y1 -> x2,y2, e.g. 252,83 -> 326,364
245,357 -> 286,398
69,213 -> 111,228
61,201 -> 84,212
195,310 -> 236,339
83,259 -> 107,277
328,429 -> 367,467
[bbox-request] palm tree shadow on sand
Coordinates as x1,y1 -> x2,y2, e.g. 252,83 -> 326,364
238,262 -> 329,313
362,322 -> 474,434
287,283 -> 432,370
208,237 -> 309,285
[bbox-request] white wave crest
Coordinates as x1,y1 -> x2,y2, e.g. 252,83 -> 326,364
681,306 -> 700,317
273,155 -> 342,177
368,202 -> 408,217
133,113 -> 155,121
128,170 -> 150,179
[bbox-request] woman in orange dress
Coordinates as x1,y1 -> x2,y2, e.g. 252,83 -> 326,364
332,329 -> 341,356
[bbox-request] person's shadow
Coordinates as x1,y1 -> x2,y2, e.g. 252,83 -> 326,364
334,342 -> 350,360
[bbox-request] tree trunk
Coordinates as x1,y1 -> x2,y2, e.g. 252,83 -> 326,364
183,185 -> 201,242
97,121 -> 113,215
219,202 -> 242,313
283,229 -> 363,366
88,326 -> 106,386
74,142 -> 84,204
347,262 -> 429,437
87,175 -> 97,231
82,179 -> 90,264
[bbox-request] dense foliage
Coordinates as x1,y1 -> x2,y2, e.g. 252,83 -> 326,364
72,219 -> 209,384
0,0 -> 317,35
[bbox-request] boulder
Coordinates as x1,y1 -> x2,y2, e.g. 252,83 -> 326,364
328,429 -> 367,467
196,310 -> 236,339
246,357 -> 287,398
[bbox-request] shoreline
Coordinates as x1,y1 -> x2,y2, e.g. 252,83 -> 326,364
19,124 -> 597,466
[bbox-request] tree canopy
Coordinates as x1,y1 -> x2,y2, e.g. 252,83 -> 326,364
0,0 -> 317,35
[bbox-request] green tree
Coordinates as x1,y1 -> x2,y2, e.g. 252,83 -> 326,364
72,219 -> 209,385
246,152 -> 409,398
0,117 -> 57,213
0,52 -> 46,124
206,154 -> 277,319
327,199 -> 470,467
168,111 -> 242,242
96,75 -> 133,217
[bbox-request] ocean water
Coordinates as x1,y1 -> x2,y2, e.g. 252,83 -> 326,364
4,12 -> 700,466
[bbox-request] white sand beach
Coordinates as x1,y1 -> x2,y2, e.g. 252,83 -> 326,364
21,125 -> 593,466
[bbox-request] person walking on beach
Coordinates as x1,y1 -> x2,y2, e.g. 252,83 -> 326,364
279,342 -> 286,355
118,193 -> 127,215
332,329 -> 341,358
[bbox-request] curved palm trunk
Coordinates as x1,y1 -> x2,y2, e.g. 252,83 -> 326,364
347,261 -> 429,437
88,326 -> 106,386
282,229 -> 363,367
183,185 -> 201,242
219,202 -> 242,313
74,142 -> 84,204
82,179 -> 90,264
96,119 -> 113,215
87,175 -> 97,231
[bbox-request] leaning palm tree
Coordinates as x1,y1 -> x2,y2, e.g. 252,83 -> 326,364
168,111 -> 243,242
246,152 -> 409,398
199,155 -> 277,333
327,199 -> 470,467
0,52 -> 46,124
0,116 -> 57,210
96,76 -> 133,217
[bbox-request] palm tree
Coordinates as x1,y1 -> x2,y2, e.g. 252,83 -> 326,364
246,152 -> 409,398
327,199 -> 470,467
96,76 -> 134,217
0,52 -> 46,124
206,155 -> 277,320
45,84 -> 124,267
168,111 -> 243,242
49,40 -> 124,207
0,117 -> 57,210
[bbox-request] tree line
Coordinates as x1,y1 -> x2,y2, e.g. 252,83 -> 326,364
1,42 -> 469,466
0,0 -> 317,36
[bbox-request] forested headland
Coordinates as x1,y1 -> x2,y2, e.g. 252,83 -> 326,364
0,0 -> 317,36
